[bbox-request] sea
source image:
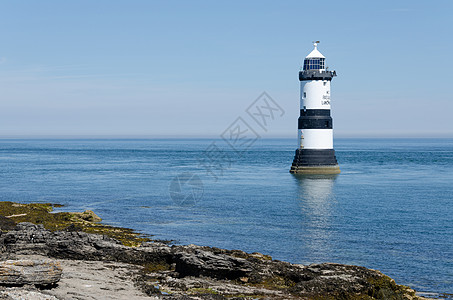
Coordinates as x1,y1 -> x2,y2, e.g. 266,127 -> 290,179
0,138 -> 452,298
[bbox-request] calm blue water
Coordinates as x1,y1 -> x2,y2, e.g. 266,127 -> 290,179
0,138 -> 452,297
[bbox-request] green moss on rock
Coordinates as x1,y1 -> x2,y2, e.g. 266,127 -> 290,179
366,275 -> 417,300
142,262 -> 172,273
0,201 -> 150,247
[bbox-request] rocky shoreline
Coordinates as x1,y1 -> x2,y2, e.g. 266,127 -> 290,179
0,202 -> 430,299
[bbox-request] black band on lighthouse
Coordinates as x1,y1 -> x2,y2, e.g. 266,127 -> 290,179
300,109 -> 331,116
298,117 -> 332,129
298,109 -> 333,129
291,149 -> 339,166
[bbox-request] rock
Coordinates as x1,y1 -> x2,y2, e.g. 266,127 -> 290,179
0,223 -> 172,266
0,288 -> 60,300
0,202 -> 147,247
0,222 -> 426,299
40,258 -> 159,300
71,210 -> 102,223
173,248 -> 252,279
0,216 -> 16,232
0,259 -> 62,287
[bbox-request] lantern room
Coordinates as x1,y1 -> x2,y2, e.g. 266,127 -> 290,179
302,42 -> 326,71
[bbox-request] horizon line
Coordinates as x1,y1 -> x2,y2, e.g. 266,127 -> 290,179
1,134 -> 453,140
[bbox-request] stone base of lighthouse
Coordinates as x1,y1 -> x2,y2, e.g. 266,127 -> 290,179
290,149 -> 340,174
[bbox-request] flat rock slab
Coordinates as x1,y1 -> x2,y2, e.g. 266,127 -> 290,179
0,288 -> 59,300
0,260 -> 62,286
38,258 -> 158,300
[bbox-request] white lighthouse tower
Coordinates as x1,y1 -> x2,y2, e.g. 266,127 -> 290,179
290,42 -> 340,174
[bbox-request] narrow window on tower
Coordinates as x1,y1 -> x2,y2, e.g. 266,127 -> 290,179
323,82 -> 327,86
303,92 -> 306,98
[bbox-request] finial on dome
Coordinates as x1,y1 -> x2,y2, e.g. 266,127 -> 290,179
313,40 -> 320,49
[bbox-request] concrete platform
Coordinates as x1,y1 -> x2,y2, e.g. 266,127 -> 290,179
290,164 -> 341,174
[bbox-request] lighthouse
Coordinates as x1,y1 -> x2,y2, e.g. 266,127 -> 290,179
290,42 -> 340,174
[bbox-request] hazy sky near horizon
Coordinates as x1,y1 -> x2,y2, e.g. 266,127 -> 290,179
1,0 -> 452,137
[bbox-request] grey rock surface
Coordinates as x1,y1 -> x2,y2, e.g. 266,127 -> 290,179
0,259 -> 61,286
0,223 -> 425,299
0,288 -> 59,300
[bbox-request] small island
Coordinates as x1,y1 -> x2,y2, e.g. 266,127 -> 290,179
0,201 -> 428,299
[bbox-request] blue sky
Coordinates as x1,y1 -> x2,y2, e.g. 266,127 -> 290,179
1,0 -> 452,137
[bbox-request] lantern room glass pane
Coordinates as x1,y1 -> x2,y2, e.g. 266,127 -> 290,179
303,58 -> 325,71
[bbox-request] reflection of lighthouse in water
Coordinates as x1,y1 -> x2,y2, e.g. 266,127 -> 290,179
295,175 -> 336,262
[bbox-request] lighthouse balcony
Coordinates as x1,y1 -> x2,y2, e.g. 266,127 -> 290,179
299,70 -> 336,81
